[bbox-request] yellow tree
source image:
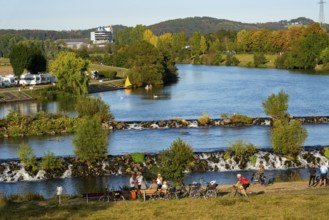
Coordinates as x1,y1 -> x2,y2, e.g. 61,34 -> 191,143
143,29 -> 158,47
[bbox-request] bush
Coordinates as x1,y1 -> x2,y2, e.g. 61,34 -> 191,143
231,114 -> 253,125
40,151 -> 64,171
225,54 -> 240,66
198,112 -> 211,125
223,151 -> 231,160
229,140 -> 248,158
323,147 -> 329,159
75,96 -> 113,122
220,113 -> 229,119
271,120 -> 308,156
262,90 -> 289,120
229,140 -> 258,158
131,152 -> 145,163
18,144 -> 38,172
157,138 -> 194,185
253,53 -> 268,67
250,155 -> 257,166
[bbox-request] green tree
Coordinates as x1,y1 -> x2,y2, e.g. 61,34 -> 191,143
26,45 -> 47,74
73,117 -> 108,164
75,96 -> 113,122
320,47 -> 329,64
225,54 -> 240,66
200,35 -> 208,54
40,151 -> 64,171
271,119 -> 307,156
127,41 -> 164,86
18,144 -> 38,171
157,138 -> 194,185
9,44 -> 31,78
190,32 -> 202,56
262,90 -> 288,120
253,53 -> 268,67
50,52 -> 89,95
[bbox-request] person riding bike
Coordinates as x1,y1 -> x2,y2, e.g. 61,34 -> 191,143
234,174 -> 250,197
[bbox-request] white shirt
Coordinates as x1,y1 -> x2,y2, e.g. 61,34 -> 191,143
320,165 -> 328,174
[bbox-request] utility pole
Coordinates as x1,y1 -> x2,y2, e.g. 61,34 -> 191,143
319,0 -> 326,26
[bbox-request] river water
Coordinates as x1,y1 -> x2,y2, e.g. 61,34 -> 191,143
0,65 -> 328,197
1,65 -> 329,120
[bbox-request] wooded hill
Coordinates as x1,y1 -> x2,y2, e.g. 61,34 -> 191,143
0,17 -> 314,40
148,17 -> 314,36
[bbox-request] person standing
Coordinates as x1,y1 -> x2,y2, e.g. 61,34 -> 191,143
136,172 -> 143,190
157,174 -> 163,189
308,163 -> 316,187
258,161 -> 265,183
319,162 -> 328,187
129,173 -> 136,190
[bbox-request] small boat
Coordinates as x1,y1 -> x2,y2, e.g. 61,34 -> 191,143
124,77 -> 132,88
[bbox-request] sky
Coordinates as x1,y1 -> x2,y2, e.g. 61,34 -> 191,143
0,0 -> 326,30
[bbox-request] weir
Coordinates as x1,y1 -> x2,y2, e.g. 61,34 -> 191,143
1,149 -> 327,182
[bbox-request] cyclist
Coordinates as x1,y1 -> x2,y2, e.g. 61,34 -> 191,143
234,174 -> 250,197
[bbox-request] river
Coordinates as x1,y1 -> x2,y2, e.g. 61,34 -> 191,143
0,65 -> 328,197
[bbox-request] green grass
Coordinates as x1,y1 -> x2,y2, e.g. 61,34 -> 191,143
1,182 -> 329,219
90,64 -> 129,79
235,54 -> 278,68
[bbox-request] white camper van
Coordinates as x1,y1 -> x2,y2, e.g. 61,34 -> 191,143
0,75 -> 17,87
19,74 -> 41,86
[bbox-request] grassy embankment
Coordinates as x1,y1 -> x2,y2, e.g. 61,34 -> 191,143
1,181 -> 329,219
0,58 -> 13,76
235,54 -> 278,68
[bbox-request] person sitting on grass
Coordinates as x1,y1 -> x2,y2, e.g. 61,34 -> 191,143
234,174 -> 250,197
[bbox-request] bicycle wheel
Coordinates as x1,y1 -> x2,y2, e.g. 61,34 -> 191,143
99,195 -> 108,202
206,190 -> 217,198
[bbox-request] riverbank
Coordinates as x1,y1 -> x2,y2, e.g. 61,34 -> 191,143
1,181 -> 329,219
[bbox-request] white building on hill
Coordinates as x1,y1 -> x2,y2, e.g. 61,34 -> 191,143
90,26 -> 114,46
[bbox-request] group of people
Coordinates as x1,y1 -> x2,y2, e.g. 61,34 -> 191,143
308,162 -> 328,187
129,172 -> 169,191
145,84 -> 152,90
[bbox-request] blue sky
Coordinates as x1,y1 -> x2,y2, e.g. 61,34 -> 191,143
0,0 -> 325,30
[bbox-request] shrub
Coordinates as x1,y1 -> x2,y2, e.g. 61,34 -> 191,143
198,112 -> 211,125
253,53 -> 268,67
40,151 -> 64,171
271,120 -> 308,157
250,155 -> 257,166
323,147 -> 329,159
75,96 -> 113,122
223,151 -> 231,160
220,113 -> 229,119
231,114 -> 254,125
262,90 -> 289,120
131,152 -> 145,163
225,54 -> 240,66
18,144 -> 38,172
229,140 -> 248,158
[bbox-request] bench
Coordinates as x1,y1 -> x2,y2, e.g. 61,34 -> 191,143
82,192 -> 104,203
139,189 -> 167,201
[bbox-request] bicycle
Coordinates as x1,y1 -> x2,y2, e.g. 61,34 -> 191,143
99,187 -> 125,202
99,187 -> 112,202
204,182 -> 218,198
